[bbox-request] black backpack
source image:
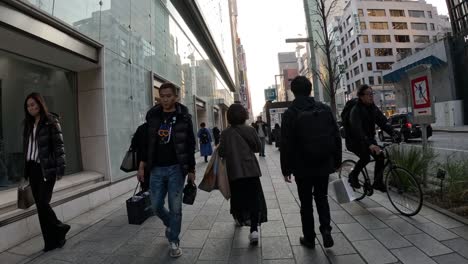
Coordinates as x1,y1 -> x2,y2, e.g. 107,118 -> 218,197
292,103 -> 337,161
200,129 -> 210,144
340,98 -> 358,139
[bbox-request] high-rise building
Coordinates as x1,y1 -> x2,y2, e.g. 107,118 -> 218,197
277,52 -> 298,102
337,0 -> 448,113
0,0 -> 236,249
446,0 -> 468,34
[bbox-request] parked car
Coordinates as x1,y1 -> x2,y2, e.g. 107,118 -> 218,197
377,113 -> 432,142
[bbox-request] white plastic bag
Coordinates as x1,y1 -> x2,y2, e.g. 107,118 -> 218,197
332,177 -> 356,204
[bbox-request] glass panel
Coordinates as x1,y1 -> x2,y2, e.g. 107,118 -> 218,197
131,0 -> 152,70
21,0 -> 54,14
0,50 -> 80,190
101,0 -> 131,59
392,22 -> 408,30
390,10 -> 405,17
104,49 -> 133,180
411,23 -> 428,30
152,0 -> 169,77
370,22 -> 389,30
408,10 -> 425,18
367,9 -> 386,16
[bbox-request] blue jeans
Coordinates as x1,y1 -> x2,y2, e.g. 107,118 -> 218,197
259,137 -> 266,156
150,165 -> 185,243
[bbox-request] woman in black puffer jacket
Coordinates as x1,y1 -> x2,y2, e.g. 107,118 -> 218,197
23,92 -> 69,252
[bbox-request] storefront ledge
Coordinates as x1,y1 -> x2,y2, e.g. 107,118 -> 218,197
0,171 -> 104,217
0,176 -> 137,252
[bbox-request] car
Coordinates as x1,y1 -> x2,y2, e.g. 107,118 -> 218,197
377,113 -> 432,142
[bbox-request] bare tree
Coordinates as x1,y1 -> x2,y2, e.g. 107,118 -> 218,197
307,0 -> 342,116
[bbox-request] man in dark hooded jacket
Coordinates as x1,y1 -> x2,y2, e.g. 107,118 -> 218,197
280,76 -> 341,249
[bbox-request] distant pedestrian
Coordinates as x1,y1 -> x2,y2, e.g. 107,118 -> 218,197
212,126 -> 221,146
138,82 -> 196,258
280,76 -> 342,249
218,104 -> 268,245
22,92 -> 70,252
253,116 -> 268,157
271,123 -> 281,150
198,123 -> 213,162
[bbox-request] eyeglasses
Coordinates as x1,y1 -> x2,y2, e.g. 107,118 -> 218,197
364,91 -> 375,96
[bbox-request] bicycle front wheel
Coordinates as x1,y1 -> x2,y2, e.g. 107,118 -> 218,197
338,160 -> 366,201
385,166 -> 423,216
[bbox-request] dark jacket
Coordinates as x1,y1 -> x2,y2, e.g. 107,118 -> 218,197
141,103 -> 196,176
280,96 -> 342,177
218,125 -> 262,182
212,127 -> 221,144
347,100 -> 393,151
23,113 -> 66,181
131,122 -> 148,163
253,121 -> 268,138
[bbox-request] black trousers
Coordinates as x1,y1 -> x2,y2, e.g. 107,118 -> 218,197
350,147 -> 385,184
27,162 -> 63,246
295,170 -> 332,241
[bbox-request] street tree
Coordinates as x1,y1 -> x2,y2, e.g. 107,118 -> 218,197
308,0 -> 343,116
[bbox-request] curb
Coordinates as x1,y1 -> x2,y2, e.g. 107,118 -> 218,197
433,129 -> 468,133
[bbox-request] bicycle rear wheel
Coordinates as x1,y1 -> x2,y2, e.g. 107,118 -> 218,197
338,160 -> 366,201
385,166 -> 423,216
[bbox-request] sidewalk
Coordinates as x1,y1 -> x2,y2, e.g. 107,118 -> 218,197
2,146 -> 468,264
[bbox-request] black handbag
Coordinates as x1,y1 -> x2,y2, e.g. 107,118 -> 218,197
18,181 -> 35,209
120,148 -> 138,172
183,181 -> 197,205
126,183 -> 152,225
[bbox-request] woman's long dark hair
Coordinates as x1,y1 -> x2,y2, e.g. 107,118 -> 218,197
24,92 -> 49,129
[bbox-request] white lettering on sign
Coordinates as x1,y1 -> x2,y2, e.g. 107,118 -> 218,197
464,35 -> 468,43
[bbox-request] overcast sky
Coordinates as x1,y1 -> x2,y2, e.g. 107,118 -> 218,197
236,0 -> 449,116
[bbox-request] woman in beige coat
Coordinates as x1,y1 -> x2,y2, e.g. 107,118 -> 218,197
218,104 -> 267,245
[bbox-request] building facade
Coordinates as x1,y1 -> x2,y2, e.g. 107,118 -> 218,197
337,0 -> 447,115
446,0 -> 468,124
277,52 -> 298,102
0,0 -> 236,251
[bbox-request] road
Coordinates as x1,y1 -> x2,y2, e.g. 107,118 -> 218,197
405,131 -> 468,152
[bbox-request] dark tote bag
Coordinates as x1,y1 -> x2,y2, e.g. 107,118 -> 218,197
18,182 -> 35,209
183,181 -> 197,205
126,183 -> 152,225
120,148 -> 138,172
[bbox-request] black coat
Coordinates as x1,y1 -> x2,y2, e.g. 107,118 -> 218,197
141,103 -> 196,176
23,113 -> 66,181
347,100 -> 393,152
253,121 -> 268,137
280,96 -> 342,177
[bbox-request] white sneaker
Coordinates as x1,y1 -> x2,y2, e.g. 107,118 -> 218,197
169,242 -> 182,258
249,231 -> 259,245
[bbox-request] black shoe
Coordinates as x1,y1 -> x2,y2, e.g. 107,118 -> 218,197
57,239 -> 66,248
322,232 -> 334,248
348,175 -> 361,189
43,243 -> 59,252
299,236 -> 315,249
372,182 -> 387,192
59,224 -> 71,241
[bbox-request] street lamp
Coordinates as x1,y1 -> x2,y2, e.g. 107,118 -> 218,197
373,70 -> 386,112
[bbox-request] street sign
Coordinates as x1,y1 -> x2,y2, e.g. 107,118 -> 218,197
264,88 -> 277,101
410,76 -> 432,117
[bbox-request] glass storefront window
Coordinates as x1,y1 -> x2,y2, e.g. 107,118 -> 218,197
0,51 -> 80,190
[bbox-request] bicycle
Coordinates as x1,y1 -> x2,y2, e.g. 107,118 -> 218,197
338,143 -> 423,216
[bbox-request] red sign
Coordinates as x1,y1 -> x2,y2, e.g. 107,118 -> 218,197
411,76 -> 431,109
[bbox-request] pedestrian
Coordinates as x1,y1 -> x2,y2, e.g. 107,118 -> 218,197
271,123 -> 281,150
138,82 -> 196,258
131,122 -> 149,191
212,126 -> 221,146
22,92 -> 70,252
198,123 -> 213,162
280,76 -> 342,249
253,116 -> 268,157
218,103 -> 268,245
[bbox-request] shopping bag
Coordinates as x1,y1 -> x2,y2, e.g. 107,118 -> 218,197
183,182 -> 197,205
126,183 -> 152,225
199,148 -> 218,192
332,177 -> 356,204
18,181 -> 35,209
120,148 -> 138,172
215,158 -> 230,199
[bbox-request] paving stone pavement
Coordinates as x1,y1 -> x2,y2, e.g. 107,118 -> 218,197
1,145 -> 468,264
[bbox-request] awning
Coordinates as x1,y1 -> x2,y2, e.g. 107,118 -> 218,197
383,55 -> 446,83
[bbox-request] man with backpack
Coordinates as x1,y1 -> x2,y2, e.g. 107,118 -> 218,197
280,76 -> 342,249
341,84 -> 399,192
198,122 -> 213,162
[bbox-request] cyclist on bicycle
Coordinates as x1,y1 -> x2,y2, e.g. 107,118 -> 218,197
344,85 -> 399,192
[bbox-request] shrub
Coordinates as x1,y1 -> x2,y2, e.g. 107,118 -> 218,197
387,145 -> 437,185
440,157 -> 468,204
